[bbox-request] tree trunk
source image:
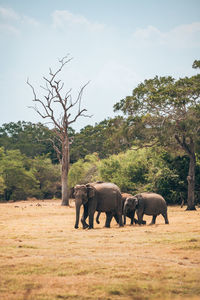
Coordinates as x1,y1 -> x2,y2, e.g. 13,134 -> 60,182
186,153 -> 196,210
61,136 -> 70,206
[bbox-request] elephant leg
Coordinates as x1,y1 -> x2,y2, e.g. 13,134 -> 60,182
130,211 -> 135,225
105,212 -> 113,228
130,216 -> 134,225
150,215 -> 157,225
136,210 -> 144,225
162,212 -> 169,224
96,211 -> 101,224
118,212 -> 123,227
126,211 -> 134,225
114,213 -> 119,224
81,205 -> 89,229
88,212 -> 95,229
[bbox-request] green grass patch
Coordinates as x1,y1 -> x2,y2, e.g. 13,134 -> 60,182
16,264 -> 56,275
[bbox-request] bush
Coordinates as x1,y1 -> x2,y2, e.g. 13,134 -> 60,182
98,147 -> 190,204
31,155 -> 61,199
0,149 -> 39,201
68,153 -> 99,187
0,148 -> 61,201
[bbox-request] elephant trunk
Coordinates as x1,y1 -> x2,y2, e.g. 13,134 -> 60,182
74,199 -> 82,229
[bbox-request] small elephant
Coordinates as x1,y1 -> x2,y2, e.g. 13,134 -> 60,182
124,192 -> 169,225
74,182 -> 123,229
121,193 -> 146,225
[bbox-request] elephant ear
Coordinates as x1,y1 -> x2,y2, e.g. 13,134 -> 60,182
135,194 -> 143,208
86,185 -> 95,198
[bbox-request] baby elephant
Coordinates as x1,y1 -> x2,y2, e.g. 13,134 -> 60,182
124,192 -> 169,225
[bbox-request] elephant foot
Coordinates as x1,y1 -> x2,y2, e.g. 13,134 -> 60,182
83,224 -> 89,229
134,218 -> 146,225
104,224 -> 110,228
138,222 -> 146,226
148,221 -> 156,226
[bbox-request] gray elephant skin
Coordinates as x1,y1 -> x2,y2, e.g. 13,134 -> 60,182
124,192 -> 169,225
96,192 -> 146,225
74,182 -> 123,229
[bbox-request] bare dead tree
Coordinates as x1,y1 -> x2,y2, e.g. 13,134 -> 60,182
27,55 -> 91,205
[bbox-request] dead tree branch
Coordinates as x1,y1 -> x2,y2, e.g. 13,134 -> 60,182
27,55 -> 91,206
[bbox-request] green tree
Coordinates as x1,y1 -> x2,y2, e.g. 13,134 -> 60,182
0,148 -> 5,196
68,153 -> 99,187
0,121 -> 58,162
99,149 -> 149,192
70,120 -> 109,162
114,61 -> 200,210
0,149 -> 39,201
0,176 -> 5,195
31,155 -> 61,198
70,117 -> 130,162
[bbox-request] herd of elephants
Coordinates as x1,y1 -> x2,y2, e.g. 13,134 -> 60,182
72,181 -> 169,229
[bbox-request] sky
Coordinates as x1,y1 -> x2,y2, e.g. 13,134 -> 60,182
0,0 -> 200,132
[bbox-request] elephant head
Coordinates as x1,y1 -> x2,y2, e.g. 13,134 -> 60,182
74,184 -> 95,229
123,196 -> 139,224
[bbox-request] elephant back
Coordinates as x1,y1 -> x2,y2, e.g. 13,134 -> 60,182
139,192 -> 167,215
91,182 -> 122,212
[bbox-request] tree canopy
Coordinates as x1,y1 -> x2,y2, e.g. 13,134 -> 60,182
114,61 -> 200,209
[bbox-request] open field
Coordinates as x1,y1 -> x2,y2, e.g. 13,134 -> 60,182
0,200 -> 200,300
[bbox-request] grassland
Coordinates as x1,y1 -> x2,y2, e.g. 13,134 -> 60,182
0,199 -> 200,300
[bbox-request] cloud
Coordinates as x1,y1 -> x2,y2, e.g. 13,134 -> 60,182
21,15 -> 39,27
0,6 -> 19,20
132,22 -> 200,48
0,6 -> 39,36
52,10 -> 105,31
0,23 -> 20,35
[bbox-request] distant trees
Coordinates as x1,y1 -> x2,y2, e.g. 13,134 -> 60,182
31,155 -> 61,199
70,117 -> 130,162
0,121 -> 57,161
27,56 -> 90,205
68,147 -> 200,205
114,61 -> 200,210
0,147 -> 60,201
0,148 -> 38,201
68,153 -> 99,187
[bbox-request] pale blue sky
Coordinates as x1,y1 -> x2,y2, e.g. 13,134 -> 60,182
0,0 -> 200,131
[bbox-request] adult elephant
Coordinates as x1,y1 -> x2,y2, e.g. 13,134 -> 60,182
74,182 -> 123,229
96,193 -> 146,225
124,192 -> 169,225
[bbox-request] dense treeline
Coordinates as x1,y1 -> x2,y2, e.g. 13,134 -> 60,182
68,150 -> 200,205
0,121 -> 200,204
0,60 -> 199,205
0,146 -> 61,201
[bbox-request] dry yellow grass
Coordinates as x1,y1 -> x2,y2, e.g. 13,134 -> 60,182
0,199 -> 200,300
